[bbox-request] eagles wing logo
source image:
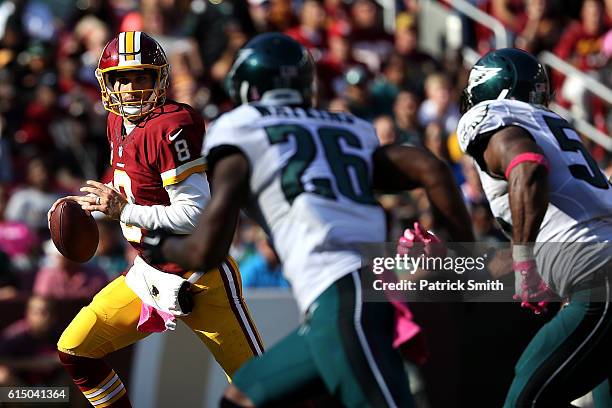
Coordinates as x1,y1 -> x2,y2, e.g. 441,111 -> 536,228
467,65 -> 502,94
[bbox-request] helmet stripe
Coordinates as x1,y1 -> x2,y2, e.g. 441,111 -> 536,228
125,31 -> 135,61
134,31 -> 141,61
118,32 -> 125,63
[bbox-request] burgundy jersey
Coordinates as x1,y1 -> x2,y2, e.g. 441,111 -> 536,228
107,100 -> 206,274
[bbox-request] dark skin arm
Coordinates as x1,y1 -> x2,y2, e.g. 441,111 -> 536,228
161,151 -> 250,271
372,144 -> 475,242
481,126 -> 549,244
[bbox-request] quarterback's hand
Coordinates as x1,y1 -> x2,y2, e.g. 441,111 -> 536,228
77,180 -> 128,220
140,230 -> 171,265
512,259 -> 555,314
48,197 -> 80,228
397,222 -> 446,257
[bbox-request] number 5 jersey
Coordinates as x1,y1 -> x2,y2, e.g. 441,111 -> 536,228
458,99 -> 612,295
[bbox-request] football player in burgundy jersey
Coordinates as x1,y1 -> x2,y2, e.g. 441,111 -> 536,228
48,32 -> 263,408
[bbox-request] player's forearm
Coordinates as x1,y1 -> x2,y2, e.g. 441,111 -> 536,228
422,161 -> 475,242
161,154 -> 249,271
508,163 -> 548,243
161,195 -> 240,271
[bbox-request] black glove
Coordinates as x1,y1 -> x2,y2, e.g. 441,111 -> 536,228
141,229 -> 170,265
177,280 -> 194,314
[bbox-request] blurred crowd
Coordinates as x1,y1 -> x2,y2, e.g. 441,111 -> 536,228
0,0 -> 611,387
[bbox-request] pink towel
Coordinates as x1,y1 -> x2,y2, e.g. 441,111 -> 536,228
137,303 -> 176,333
390,300 -> 428,366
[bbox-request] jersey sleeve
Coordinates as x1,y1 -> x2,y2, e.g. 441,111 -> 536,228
154,116 -> 207,187
203,105 -> 263,169
456,101 -> 508,153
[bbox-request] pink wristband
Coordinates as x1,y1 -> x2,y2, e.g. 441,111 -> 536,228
505,153 -> 550,180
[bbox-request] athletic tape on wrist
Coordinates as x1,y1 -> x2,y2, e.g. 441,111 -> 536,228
513,244 -> 534,263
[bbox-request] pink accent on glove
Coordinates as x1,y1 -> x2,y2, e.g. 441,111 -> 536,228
137,303 -> 176,332
512,259 -> 554,315
396,222 -> 446,257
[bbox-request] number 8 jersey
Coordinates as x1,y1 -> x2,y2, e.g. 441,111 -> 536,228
204,104 -> 386,312
107,100 -> 207,274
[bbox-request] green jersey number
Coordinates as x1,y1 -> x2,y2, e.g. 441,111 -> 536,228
544,116 -> 609,189
265,124 -> 377,205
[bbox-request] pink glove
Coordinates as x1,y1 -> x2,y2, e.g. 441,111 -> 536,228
397,222 -> 446,257
512,259 -> 554,315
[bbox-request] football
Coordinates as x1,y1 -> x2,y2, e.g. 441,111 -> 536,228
49,200 -> 99,263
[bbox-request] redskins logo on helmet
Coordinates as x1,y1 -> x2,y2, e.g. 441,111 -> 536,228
96,31 -> 169,120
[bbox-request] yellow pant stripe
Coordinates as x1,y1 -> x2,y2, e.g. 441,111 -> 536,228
83,371 -> 116,396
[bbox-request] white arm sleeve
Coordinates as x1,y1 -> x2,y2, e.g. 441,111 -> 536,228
119,173 -> 210,234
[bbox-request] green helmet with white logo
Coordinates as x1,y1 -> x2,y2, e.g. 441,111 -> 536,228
225,32 -> 316,107
460,48 -> 550,113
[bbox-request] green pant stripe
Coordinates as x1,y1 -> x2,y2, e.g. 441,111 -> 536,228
337,272 -> 396,408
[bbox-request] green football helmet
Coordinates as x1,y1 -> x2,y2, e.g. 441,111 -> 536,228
226,32 -> 316,107
460,48 -> 550,113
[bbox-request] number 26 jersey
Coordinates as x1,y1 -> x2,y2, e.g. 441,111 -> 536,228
204,104 -> 386,312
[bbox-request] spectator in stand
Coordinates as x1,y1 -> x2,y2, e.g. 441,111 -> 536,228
349,0 -> 394,73
285,0 -> 327,60
4,157 -> 62,238
73,15 -> 110,87
369,52 -> 407,117
323,0 -> 349,22
459,156 -> 488,210
327,96 -> 350,112
0,296 -> 63,386
490,0 -> 528,34
423,123 -> 464,185
247,0 -> 273,33
318,20 -> 356,100
394,12 -> 439,96
555,0 -> 610,121
91,214 -> 127,281
474,0 -> 527,53
0,184 -> 38,277
0,249 -> 17,300
393,89 -> 422,146
373,115 -> 398,145
14,83 -> 57,153
240,232 -> 289,288
210,22 -> 248,83
341,65 -> 375,120
418,72 -> 460,136
515,0 -> 564,55
33,240 -> 107,301
268,0 -> 299,32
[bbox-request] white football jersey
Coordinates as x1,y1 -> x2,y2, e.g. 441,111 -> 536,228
204,104 -> 386,312
458,99 -> 612,295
